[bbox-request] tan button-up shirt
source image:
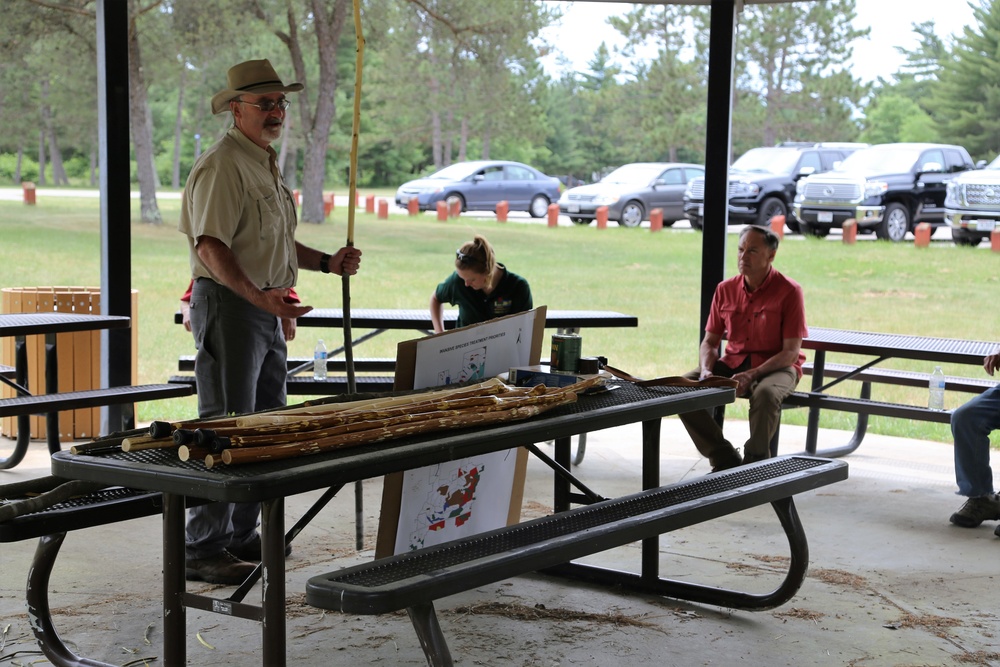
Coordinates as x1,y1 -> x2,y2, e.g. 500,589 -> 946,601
179,127 -> 298,289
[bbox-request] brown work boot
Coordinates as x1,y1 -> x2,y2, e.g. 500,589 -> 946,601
185,550 -> 257,584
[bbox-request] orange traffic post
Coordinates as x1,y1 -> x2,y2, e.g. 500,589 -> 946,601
407,197 -> 419,216
436,200 -> 448,221
992,228 -> 1000,253
322,193 -> 334,218
547,203 -> 559,227
650,208 -> 663,232
377,198 -> 389,219
22,182 -> 36,205
365,195 -> 375,214
770,214 -> 785,240
842,218 -> 857,245
496,200 -> 509,223
596,206 -> 608,229
914,222 -> 931,247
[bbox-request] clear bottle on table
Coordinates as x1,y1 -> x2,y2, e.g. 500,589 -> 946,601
314,339 -> 328,380
928,365 -> 945,410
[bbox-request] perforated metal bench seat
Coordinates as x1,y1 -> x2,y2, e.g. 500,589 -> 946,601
802,361 -> 996,394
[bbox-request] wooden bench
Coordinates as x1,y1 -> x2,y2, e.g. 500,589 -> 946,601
306,456 -> 847,667
168,374 -> 396,395
0,383 -> 193,469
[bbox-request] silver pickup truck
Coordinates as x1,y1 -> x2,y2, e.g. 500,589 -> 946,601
945,154 -> 1000,246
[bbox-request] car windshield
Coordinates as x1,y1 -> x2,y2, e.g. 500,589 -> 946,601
730,148 -> 800,175
835,146 -> 922,173
425,163 -> 483,180
601,164 -> 664,184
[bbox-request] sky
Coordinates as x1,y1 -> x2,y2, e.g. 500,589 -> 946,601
539,0 -> 980,83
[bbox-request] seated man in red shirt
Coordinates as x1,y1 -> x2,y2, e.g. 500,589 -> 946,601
679,225 -> 808,471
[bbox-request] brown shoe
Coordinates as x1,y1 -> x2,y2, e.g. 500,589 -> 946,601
185,550 -> 257,584
228,533 -> 292,561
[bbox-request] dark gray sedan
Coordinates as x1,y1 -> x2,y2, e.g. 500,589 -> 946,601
558,162 -> 705,227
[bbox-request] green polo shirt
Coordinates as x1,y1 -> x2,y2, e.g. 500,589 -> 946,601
435,266 -> 533,328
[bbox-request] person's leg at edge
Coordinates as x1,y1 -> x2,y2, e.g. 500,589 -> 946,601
950,386 -> 1000,528
678,363 -> 742,470
743,367 -> 798,463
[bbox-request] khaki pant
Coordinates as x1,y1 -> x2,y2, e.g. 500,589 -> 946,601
679,361 -> 799,465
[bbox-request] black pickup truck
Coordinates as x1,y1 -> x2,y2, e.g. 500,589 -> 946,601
682,142 -> 864,232
793,143 -> 978,242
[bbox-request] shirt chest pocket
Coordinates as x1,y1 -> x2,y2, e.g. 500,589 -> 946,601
249,185 -> 282,239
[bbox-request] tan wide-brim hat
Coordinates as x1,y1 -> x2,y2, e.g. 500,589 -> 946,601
211,59 -> 303,115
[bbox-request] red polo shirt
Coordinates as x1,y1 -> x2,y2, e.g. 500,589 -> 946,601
705,267 -> 808,378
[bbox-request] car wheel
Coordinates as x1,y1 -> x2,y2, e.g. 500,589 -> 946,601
690,217 -> 704,231
755,197 -> 787,228
952,228 -> 983,247
445,193 -> 466,213
798,221 -> 830,238
785,218 -> 801,234
617,201 -> 645,228
528,195 -> 550,218
570,217 -> 590,226
876,203 -> 910,242
662,219 -> 676,227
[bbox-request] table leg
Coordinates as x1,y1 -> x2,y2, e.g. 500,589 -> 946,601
0,338 -> 30,469
641,418 -> 661,580
553,436 -> 572,513
261,497 -> 286,666
44,332 -> 60,454
162,493 -> 186,667
805,350 -> 825,455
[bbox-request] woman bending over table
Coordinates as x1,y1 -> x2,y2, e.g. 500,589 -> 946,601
429,235 -> 532,333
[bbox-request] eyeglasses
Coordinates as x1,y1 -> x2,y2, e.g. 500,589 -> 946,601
236,98 -> 290,113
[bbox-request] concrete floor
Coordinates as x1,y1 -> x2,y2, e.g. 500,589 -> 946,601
1,417 -> 999,667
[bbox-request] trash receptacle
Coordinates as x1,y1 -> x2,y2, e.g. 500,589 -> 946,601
22,182 -> 35,205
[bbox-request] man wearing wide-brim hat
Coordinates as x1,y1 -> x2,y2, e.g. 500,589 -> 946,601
178,59 -> 363,585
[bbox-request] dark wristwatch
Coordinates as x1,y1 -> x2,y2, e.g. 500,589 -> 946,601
319,253 -> 332,274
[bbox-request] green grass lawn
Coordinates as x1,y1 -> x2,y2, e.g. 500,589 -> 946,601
1,192 -> 998,445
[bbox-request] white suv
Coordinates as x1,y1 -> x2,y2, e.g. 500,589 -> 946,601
945,154 -> 999,246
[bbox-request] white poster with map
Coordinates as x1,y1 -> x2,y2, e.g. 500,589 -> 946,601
380,308 -> 544,556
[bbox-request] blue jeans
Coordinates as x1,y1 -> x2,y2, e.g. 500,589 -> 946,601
952,384 -> 1000,497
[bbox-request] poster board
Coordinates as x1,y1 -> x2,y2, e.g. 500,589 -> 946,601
375,307 -> 547,558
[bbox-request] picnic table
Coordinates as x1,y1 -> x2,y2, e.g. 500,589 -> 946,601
0,313 -> 190,468
47,382 -> 763,667
787,327 -> 1000,457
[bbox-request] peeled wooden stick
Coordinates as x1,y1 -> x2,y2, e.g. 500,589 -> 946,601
220,391 -> 579,467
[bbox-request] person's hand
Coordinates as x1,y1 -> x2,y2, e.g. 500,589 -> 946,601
180,301 -> 192,332
328,247 -> 362,276
282,317 -> 296,342
731,369 -> 756,397
985,352 -> 1000,376
257,288 -> 313,320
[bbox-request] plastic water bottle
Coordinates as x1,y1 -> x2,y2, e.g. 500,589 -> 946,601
313,339 -> 328,380
928,366 -> 945,410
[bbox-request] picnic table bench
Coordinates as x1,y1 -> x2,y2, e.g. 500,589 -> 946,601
778,327 -> 999,458
0,313 -> 192,469
306,456 -> 847,667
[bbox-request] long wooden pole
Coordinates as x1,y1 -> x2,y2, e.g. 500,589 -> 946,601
345,0 -> 366,549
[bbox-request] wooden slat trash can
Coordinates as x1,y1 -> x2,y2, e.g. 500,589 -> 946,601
1,287 -> 138,442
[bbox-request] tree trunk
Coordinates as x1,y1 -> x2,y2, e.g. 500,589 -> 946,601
171,66 -> 186,190
459,117 -> 468,162
37,130 -> 46,186
431,80 -> 442,168
14,145 -> 23,183
89,147 -> 97,187
127,0 -> 162,224
278,110 -> 293,177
